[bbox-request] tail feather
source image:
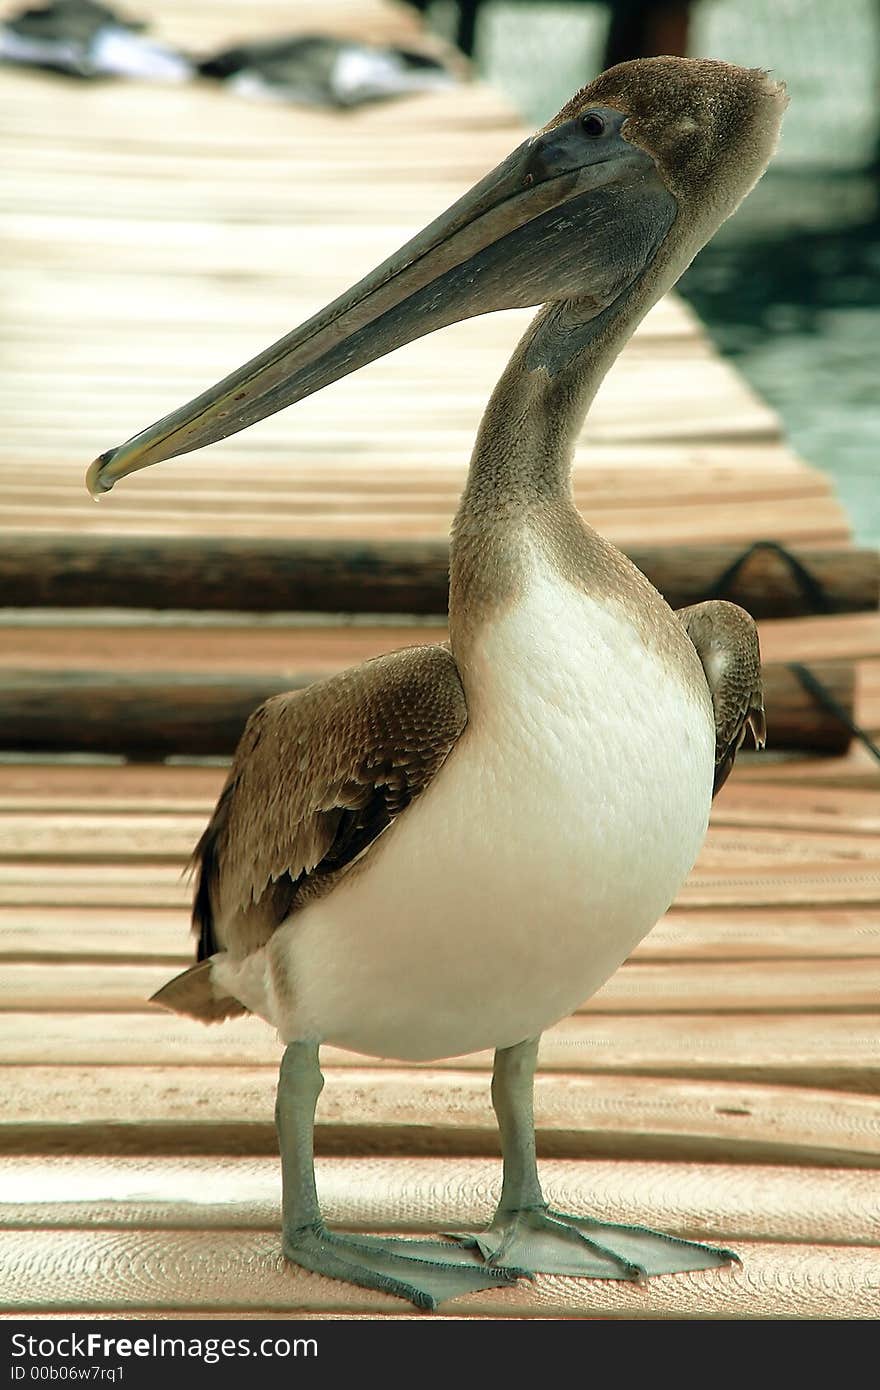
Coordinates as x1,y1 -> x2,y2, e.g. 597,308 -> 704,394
150,960 -> 248,1023
192,779 -> 236,962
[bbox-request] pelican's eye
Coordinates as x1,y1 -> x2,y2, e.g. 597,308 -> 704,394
580,112 -> 606,137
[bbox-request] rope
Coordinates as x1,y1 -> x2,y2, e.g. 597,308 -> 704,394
788,662 -> 880,765
703,543 -> 879,763
707,540 -> 832,613
706,541 -> 879,763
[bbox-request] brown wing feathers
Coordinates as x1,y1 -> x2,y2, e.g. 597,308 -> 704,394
192,781 -> 234,962
677,599 -> 766,795
153,645 -> 468,1021
215,644 -> 467,922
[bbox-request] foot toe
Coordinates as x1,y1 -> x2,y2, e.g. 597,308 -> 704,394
452,1209 -> 739,1281
284,1226 -> 523,1310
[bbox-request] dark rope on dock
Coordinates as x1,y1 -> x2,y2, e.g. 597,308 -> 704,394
708,540 -> 832,612
788,662 -> 880,765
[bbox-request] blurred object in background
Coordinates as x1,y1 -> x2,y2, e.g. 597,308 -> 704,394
408,0 -> 690,66
415,0 -> 880,545
684,0 -> 880,549
197,34 -> 456,109
0,0 -> 191,80
0,2 -> 460,104
692,0 -> 879,171
604,0 -> 690,65
419,0 -> 880,168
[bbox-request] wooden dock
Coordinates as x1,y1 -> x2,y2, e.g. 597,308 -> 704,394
1,0 -> 878,1319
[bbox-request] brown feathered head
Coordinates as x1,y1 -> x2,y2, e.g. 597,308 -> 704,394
554,56 -> 787,222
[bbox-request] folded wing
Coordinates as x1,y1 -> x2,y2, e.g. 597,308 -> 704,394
153,644 -> 467,1021
677,600 -> 766,795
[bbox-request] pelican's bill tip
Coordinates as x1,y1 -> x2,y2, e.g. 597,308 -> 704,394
86,451 -> 114,500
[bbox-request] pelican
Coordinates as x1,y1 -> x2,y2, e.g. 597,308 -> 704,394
87,57 -> 782,1310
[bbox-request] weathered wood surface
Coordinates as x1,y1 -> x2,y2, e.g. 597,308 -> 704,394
6,612 -> 880,671
2,1012 -> 879,1093
3,536 -> 877,618
3,611 -> 877,763
4,905 -> 879,962
1,752 -> 878,1315
2,0 -> 879,1326
3,1155 -> 878,1245
4,1065 -> 880,1167
1,1155 -> 878,1318
0,658 -> 855,756
1,1227 -> 876,1319
5,957 -> 880,1015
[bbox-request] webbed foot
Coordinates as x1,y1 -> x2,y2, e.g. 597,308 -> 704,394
284,1223 -> 528,1311
450,1206 -> 738,1282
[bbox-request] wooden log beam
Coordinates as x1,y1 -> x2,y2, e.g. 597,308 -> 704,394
1,534 -> 877,618
2,1065 -> 878,1166
0,661 -> 855,758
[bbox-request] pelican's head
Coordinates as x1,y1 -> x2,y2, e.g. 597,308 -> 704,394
87,57 -> 786,497
558,56 -> 787,237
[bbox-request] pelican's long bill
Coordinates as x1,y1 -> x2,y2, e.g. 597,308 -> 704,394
87,106 -> 670,496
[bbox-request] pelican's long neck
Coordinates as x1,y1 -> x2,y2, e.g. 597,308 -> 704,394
465,284 -> 650,510
449,282 -> 653,632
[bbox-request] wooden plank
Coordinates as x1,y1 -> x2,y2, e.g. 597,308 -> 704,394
0,908 -> 190,962
0,439 -> 806,477
3,818 -> 873,873
4,499 -> 849,546
0,349 -> 769,405
3,1154 -> 877,1246
0,1228 -> 876,1318
0,617 -> 836,673
760,613 -> 880,665
0,862 -> 190,908
4,810 -> 879,865
1,624 -> 446,675
644,907 -> 880,960
677,861 -> 880,909
736,751 -> 880,790
3,957 -> 880,1015
0,767 -> 875,837
1,1013 -> 878,1093
20,461 -> 815,501
712,784 -> 880,835
1,854 -> 878,911
2,1065 -> 879,1166
697,825 -> 880,867
3,905 -> 879,965
0,762 -> 224,804
0,813 -> 204,861
6,614 -> 872,675
0,275 -> 694,342
13,752 -> 879,815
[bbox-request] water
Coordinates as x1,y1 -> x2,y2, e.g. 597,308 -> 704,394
678,169 -> 880,548
429,0 -> 880,547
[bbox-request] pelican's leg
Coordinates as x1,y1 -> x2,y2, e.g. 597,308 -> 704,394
451,1036 -> 738,1280
277,1041 -> 525,1310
